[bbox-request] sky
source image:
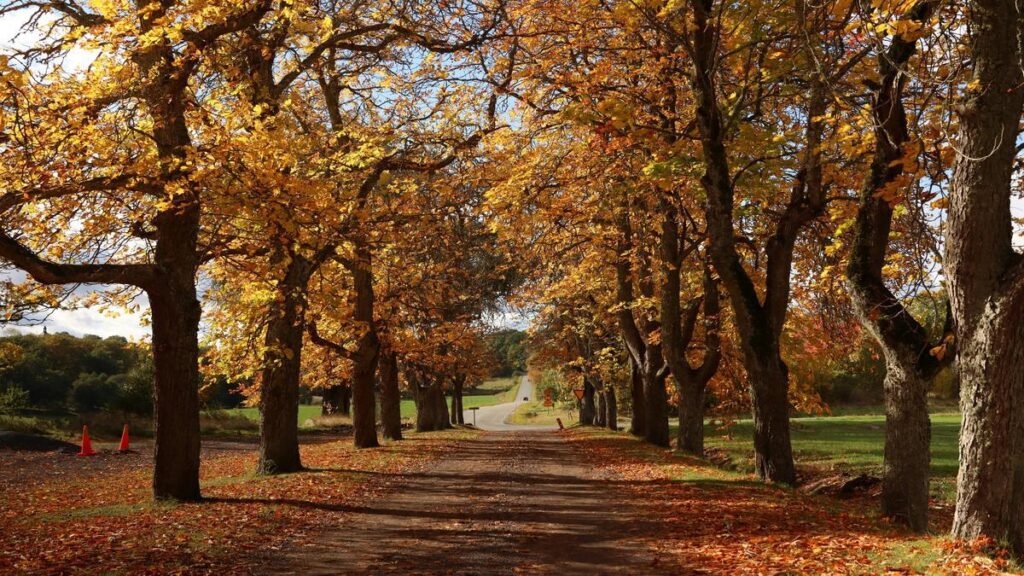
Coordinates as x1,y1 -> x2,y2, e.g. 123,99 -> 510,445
0,12 -> 141,338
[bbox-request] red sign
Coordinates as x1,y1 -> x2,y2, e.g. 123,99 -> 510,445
543,389 -> 554,407
572,388 -> 585,401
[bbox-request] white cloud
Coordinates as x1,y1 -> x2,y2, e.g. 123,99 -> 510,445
16,306 -> 150,339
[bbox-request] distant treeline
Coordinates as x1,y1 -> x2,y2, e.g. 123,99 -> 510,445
0,332 -> 242,416
486,329 -> 526,377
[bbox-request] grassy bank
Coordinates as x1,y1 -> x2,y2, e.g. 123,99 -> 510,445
507,400 -> 575,425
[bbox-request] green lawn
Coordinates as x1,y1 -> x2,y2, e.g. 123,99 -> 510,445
702,411 -> 961,500
216,375 -> 522,426
220,404 -> 324,424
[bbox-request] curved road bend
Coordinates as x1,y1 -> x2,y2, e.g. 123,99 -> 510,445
473,375 -> 557,432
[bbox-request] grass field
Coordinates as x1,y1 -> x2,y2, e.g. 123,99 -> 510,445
0,376 -> 523,441
217,375 -> 522,425
507,400 -> 575,425
509,401 -> 962,501
700,411 -> 961,500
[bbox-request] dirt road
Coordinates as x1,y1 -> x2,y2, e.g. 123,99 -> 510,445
267,430 -> 695,575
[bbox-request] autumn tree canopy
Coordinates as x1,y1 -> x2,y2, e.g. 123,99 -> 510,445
1,0 -> 1023,562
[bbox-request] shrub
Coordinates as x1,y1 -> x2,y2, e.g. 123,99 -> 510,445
0,386 -> 30,414
68,373 -> 120,414
107,369 -> 154,416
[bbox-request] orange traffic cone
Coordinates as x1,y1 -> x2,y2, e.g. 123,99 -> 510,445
77,425 -> 96,457
117,424 -> 130,453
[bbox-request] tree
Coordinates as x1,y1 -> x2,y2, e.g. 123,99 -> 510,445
946,0 -> 1024,557
0,0 -> 276,500
844,0 -> 951,530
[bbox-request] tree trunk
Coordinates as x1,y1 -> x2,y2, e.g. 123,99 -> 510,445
349,240 -> 380,449
947,0 -> 1024,555
844,0 -> 940,530
415,385 -> 437,432
581,378 -> 596,425
436,381 -> 451,428
613,199 -> 667,445
339,386 -> 351,415
642,355 -> 670,447
379,350 -> 402,440
605,386 -> 618,431
595,390 -> 607,427
416,382 -> 451,432
148,204 -> 202,501
629,357 -> 645,437
257,252 -> 312,475
456,380 -> 464,425
321,383 -> 342,414
677,373 -> 705,456
450,377 -> 465,426
658,204 -> 721,458
144,26 -> 204,501
880,358 -> 930,528
351,343 -> 379,448
748,359 -> 796,484
953,303 -> 1024,552
688,0 -> 828,486
148,286 -> 202,501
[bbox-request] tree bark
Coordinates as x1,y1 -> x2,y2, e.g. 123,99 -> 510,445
339,386 -> 351,415
880,359 -> 931,528
747,361 -> 795,484
415,380 -> 451,432
139,23 -> 204,500
595,389 -> 607,427
629,356 -> 645,437
257,251 -> 313,475
451,376 -> 465,425
349,239 -> 380,449
947,0 -> 1024,556
581,378 -> 597,425
321,385 -> 351,416
435,380 -> 452,428
676,376 -> 705,456
642,360 -> 670,447
378,349 -> 402,440
148,258 -> 202,501
605,385 -> 618,431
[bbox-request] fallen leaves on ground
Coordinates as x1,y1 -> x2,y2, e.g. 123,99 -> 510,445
0,429 -> 474,575
563,428 -> 1017,575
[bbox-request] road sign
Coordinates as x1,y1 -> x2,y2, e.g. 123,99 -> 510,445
572,388 -> 585,401
543,388 -> 553,407
468,406 -> 479,426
